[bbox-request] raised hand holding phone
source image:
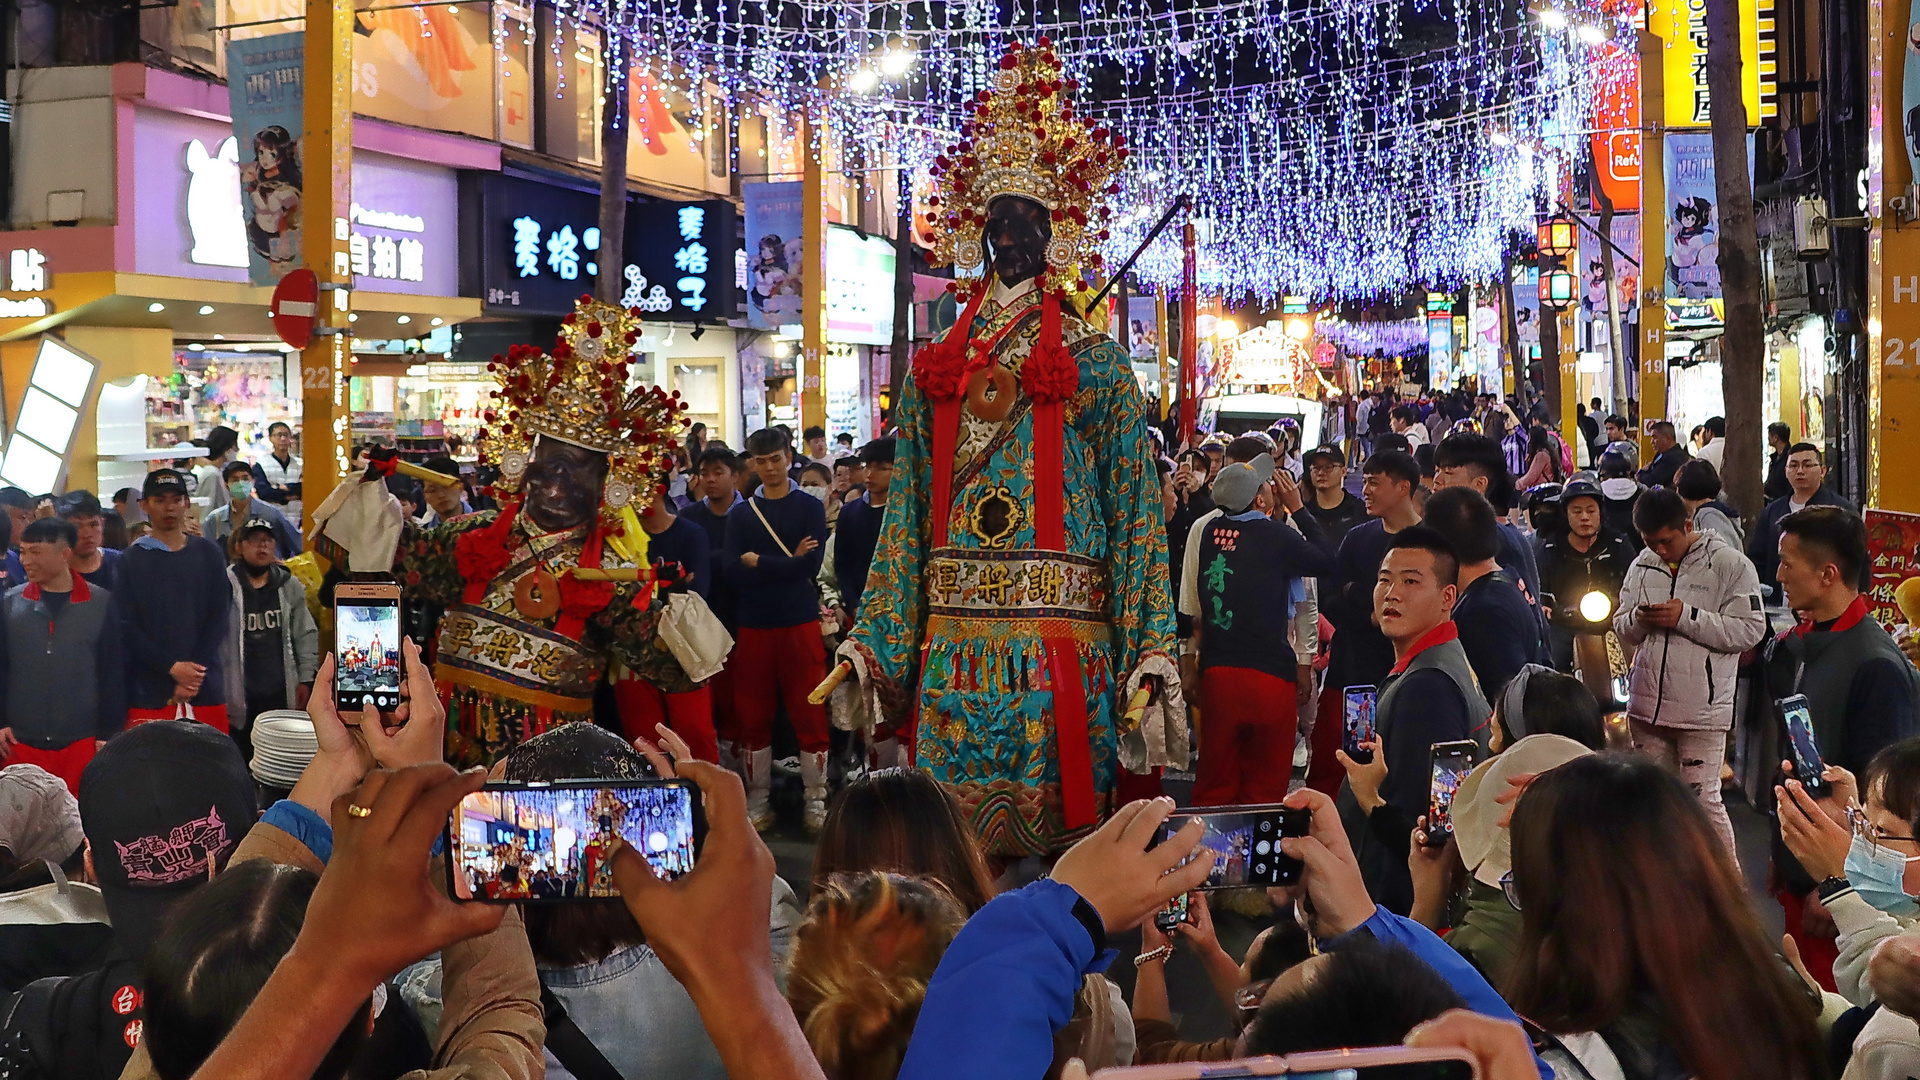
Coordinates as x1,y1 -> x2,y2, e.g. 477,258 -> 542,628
1052,797 -> 1214,934
355,637 -> 444,770
288,652 -> 375,817
1277,787 -> 1378,939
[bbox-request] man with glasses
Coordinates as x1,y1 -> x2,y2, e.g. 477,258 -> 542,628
1749,442 -> 1859,601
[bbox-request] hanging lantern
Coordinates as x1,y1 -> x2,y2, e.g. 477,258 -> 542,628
1539,266 -> 1578,309
1536,214 -> 1578,259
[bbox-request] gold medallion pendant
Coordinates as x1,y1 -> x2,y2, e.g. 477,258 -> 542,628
513,567 -> 562,620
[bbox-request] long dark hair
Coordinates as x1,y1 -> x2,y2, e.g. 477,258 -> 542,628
1505,755 -> 1825,1080
144,861 -> 370,1080
811,768 -> 997,913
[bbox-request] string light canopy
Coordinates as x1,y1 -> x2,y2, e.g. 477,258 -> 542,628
574,0 -> 1615,302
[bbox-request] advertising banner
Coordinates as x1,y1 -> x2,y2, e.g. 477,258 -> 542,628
225,30 -> 304,286
1649,0 -> 1774,127
825,224 -> 895,345
1579,213 -> 1640,352
1590,40 -> 1641,212
743,181 -> 805,331
1864,509 -> 1920,630
471,173 -> 735,319
1663,132 -> 1724,330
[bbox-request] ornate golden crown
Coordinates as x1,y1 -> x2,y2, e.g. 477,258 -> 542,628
480,296 -> 687,525
928,40 -> 1127,293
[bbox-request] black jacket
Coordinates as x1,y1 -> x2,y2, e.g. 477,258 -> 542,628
1746,487 -> 1860,598
1534,529 -> 1637,631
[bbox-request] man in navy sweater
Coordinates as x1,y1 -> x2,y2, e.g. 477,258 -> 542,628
1192,454 -> 1336,805
615,472 -> 717,762
1422,486 -> 1543,698
723,428 -> 830,832
683,446 -> 745,767
112,470 -> 232,733
832,437 -> 893,625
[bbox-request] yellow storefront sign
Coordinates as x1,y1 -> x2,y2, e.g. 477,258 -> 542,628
1648,0 -> 1776,127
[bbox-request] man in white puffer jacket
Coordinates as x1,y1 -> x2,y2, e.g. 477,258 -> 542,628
1615,488 -> 1768,862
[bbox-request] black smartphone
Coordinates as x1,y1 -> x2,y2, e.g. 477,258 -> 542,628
1153,892 -> 1191,934
334,582 -> 403,713
1343,685 -> 1378,764
1779,694 -> 1829,797
447,779 -> 705,902
1155,803 -> 1310,889
1425,740 -> 1478,847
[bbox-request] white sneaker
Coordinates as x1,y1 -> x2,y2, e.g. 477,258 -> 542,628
744,748 -> 776,832
775,754 -> 801,777
801,750 -> 830,835
1293,739 -> 1310,769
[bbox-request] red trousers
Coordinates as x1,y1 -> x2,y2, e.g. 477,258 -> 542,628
1305,678 -> 1346,797
709,662 -> 741,746
128,703 -> 229,734
733,624 -> 830,753
617,681 -> 718,763
5,739 -> 98,795
1193,666 -> 1297,806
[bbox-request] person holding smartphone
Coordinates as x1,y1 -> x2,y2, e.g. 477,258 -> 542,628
1613,488 -> 1766,866
1336,527 -> 1489,916
1764,506 -> 1920,989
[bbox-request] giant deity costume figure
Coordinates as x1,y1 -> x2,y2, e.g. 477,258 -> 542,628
838,40 -> 1186,856
311,298 -> 692,766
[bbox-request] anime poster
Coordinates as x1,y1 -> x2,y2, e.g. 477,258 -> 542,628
1514,266 -> 1541,350
225,31 -> 304,286
1125,295 -> 1161,361
1664,132 -> 1720,304
743,181 -> 804,332
1579,213 -> 1641,353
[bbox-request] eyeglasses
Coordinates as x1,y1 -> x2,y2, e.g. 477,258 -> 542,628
1234,978 -> 1274,1021
1848,805 -> 1917,849
1499,870 -> 1522,911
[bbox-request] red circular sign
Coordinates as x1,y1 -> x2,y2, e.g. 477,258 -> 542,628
123,1020 -> 143,1048
112,985 -> 141,1015
270,268 -> 320,350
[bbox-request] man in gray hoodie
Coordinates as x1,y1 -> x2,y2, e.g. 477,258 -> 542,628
222,517 -> 318,760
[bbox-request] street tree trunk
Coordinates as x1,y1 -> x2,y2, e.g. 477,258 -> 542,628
595,34 -> 630,305
1706,0 -> 1766,521
1500,252 -> 1530,414
1539,294 -> 1562,424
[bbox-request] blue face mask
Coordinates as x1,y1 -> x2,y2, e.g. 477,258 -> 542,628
1845,834 -> 1920,917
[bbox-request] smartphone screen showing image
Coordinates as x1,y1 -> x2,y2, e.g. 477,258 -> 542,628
448,780 -> 703,903
335,594 -> 402,713
1779,694 -> 1828,796
1153,892 -> 1191,934
1156,804 -> 1308,889
1343,685 -> 1378,764
1426,740 -> 1477,846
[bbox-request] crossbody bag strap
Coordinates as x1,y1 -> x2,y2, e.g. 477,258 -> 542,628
748,497 -> 794,558
539,980 -> 626,1080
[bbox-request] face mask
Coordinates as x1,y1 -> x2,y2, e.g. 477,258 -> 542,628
1845,835 -> 1920,917
228,480 -> 252,500
800,484 -> 829,502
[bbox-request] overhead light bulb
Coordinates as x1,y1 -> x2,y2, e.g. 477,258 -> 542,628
430,317 -> 444,326
198,305 -> 215,315
881,45 -> 914,76
1491,131 -> 1514,147
1215,318 -> 1239,339
1285,317 -> 1312,340
847,67 -> 880,93
233,343 -> 250,352
1575,22 -> 1606,43
148,302 -> 166,313
349,313 -> 359,322
187,343 -> 206,351
397,315 -> 411,324
1538,8 -> 1569,29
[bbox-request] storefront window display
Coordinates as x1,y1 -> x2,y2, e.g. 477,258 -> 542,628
160,347 -> 302,459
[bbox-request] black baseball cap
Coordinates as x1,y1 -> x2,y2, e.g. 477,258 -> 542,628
141,469 -> 190,499
1303,444 -> 1346,467
79,722 -> 256,956
236,515 -> 277,540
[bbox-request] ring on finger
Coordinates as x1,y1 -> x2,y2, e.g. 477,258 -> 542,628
346,803 -> 374,818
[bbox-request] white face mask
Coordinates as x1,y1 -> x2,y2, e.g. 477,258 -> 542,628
800,484 -> 830,502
